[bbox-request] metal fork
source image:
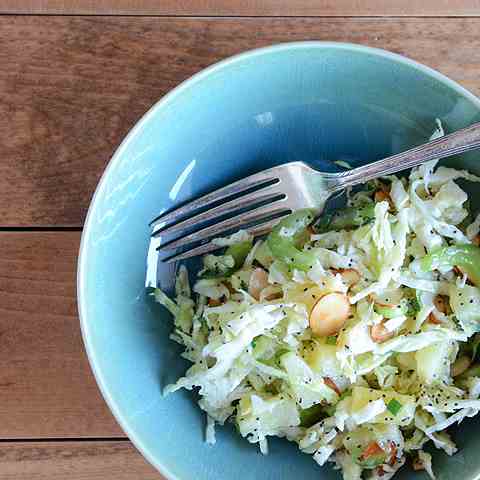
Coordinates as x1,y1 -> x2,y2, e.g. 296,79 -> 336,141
150,121 -> 480,263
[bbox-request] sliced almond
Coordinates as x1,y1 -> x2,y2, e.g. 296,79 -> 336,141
375,190 -> 390,203
260,286 -> 283,302
208,298 -> 223,307
324,377 -> 341,395
430,295 -> 451,322
309,293 -> 351,337
427,312 -> 442,325
248,268 -> 269,300
370,323 -> 394,343
388,441 -> 397,466
453,265 -> 464,277
332,268 -> 361,286
412,458 -> 425,471
434,295 -> 447,314
374,189 -> 394,209
374,300 -> 394,308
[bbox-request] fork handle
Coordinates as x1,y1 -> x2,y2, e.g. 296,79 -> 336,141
333,121 -> 480,190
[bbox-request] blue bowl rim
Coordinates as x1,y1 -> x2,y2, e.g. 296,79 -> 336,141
77,41 -> 480,480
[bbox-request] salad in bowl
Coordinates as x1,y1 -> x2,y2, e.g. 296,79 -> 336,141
152,127 -> 480,480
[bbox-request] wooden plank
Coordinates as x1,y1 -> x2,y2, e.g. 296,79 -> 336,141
2,0 -> 480,16
0,231 -> 124,438
1,16 -> 480,226
0,441 -> 160,480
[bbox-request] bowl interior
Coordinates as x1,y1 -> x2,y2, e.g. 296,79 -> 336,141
79,43 -> 480,480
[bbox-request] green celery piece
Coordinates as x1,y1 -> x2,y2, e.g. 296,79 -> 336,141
421,244 -> 480,285
322,404 -> 337,417
201,240 -> 252,278
226,240 -> 253,269
314,203 -> 375,233
404,295 -> 421,317
267,209 -> 317,271
387,399 -> 402,416
299,404 -> 324,427
326,335 -> 337,345
252,336 -> 272,360
374,303 -> 408,319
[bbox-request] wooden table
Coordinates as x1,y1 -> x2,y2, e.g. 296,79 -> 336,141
1,1 -> 480,478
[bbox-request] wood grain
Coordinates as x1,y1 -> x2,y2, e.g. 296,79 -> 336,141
2,9 -> 480,480
0,231 -> 123,438
1,16 -> 480,227
1,0 -> 480,16
0,441 -> 160,480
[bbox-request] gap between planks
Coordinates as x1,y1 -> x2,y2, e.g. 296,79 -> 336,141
1,13 -> 480,18
1,0 -> 480,17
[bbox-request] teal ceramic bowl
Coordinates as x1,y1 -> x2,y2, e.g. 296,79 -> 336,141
78,42 -> 480,480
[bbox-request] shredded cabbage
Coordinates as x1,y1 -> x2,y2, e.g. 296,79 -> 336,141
150,128 -> 480,479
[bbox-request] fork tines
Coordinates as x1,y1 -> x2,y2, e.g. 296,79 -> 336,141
151,169 -> 291,262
